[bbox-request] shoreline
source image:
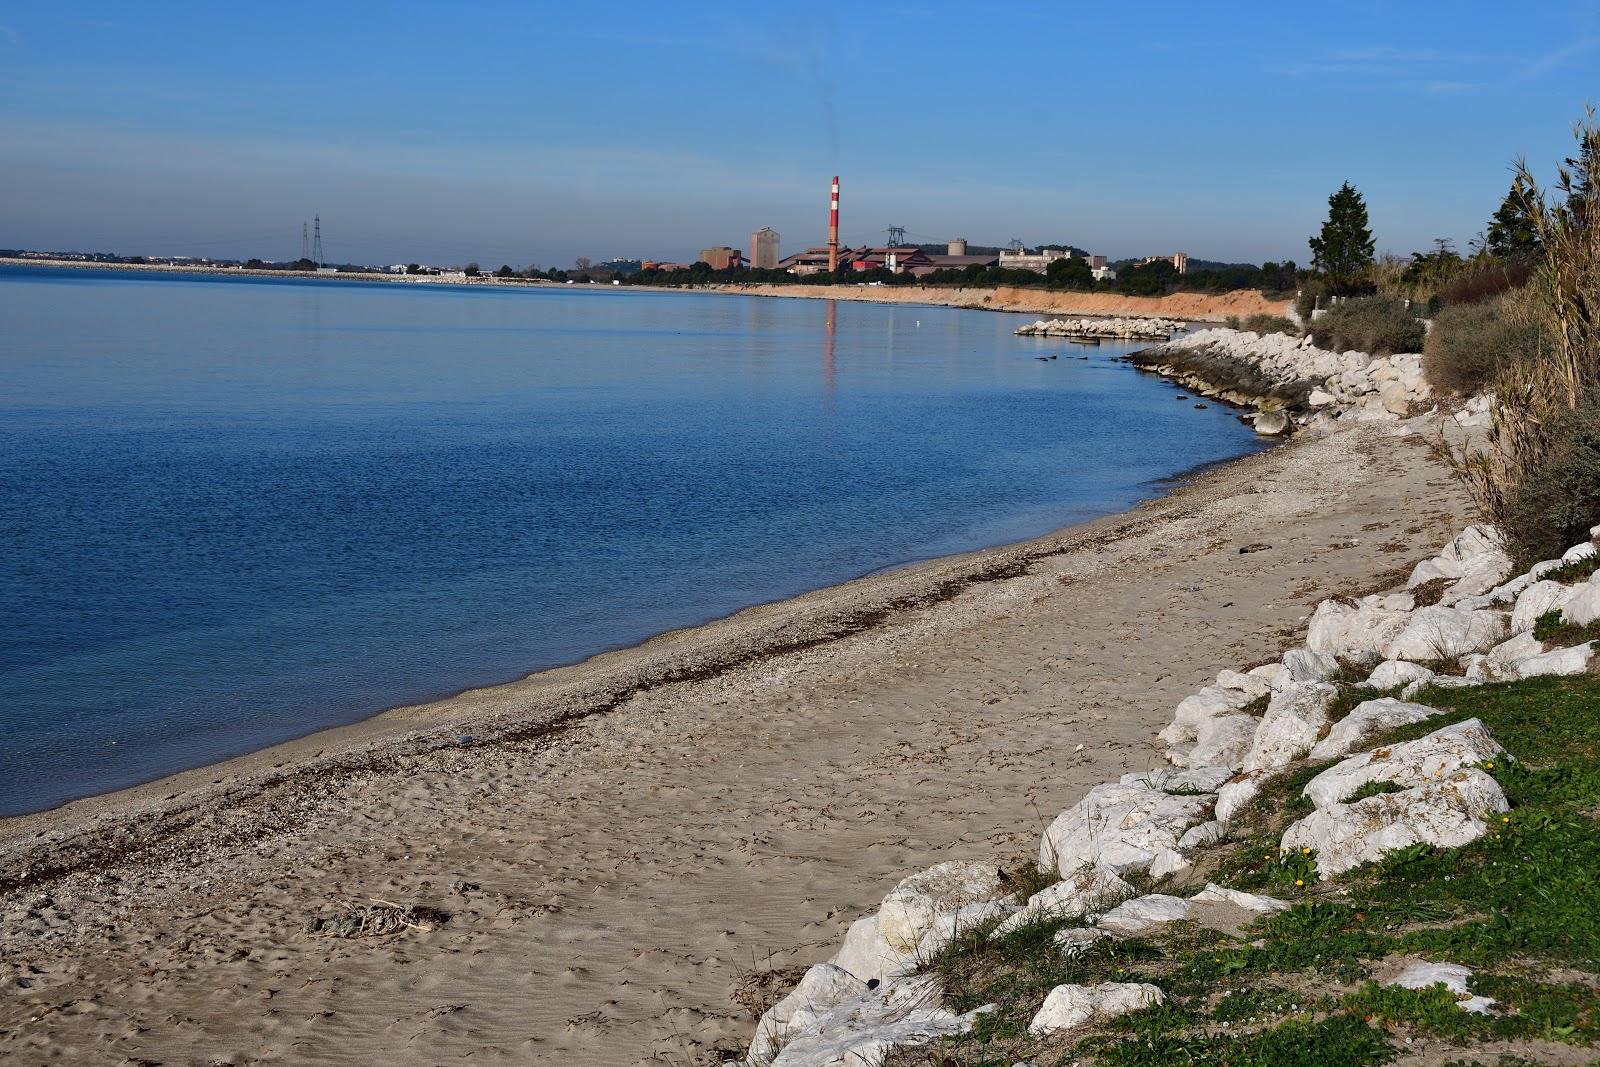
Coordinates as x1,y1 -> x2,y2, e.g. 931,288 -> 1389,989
715,281 -> 1294,322
0,412 -> 1473,1065
2,257 -> 1289,323
0,434 -> 1255,856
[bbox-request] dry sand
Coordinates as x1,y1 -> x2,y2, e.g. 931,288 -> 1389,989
0,419 -> 1469,1066
722,283 -> 1293,322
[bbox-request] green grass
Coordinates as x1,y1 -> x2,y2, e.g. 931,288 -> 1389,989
1344,780 -> 1409,803
1531,608 -> 1600,647
1544,551 -> 1600,584
887,674 -> 1600,1067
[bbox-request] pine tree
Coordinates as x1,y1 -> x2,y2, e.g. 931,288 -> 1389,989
1308,181 -> 1375,294
1485,176 -> 1542,260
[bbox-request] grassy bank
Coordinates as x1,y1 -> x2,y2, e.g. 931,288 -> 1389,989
892,674 -> 1600,1066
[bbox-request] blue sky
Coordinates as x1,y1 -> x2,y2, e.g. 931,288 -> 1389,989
1,2 -> 1596,267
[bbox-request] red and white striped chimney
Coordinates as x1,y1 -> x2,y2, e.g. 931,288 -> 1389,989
827,175 -> 840,273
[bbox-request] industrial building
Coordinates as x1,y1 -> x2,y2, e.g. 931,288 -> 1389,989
698,246 -> 744,270
996,247 -> 1075,273
750,228 -> 780,270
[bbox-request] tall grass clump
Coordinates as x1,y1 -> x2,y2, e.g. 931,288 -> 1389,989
1449,109 -> 1600,566
1423,290 -> 1550,396
1307,294 -> 1426,355
1241,313 -> 1299,336
1438,257 -> 1534,306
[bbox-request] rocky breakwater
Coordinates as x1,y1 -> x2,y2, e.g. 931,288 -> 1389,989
1014,316 -> 1185,341
1126,327 -> 1443,437
733,519 -> 1600,1066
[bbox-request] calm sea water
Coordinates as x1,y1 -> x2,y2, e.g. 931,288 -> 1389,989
0,266 -> 1266,815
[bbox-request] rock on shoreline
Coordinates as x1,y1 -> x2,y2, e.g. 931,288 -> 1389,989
734,481 -> 1600,1064
1126,327 -> 1437,429
1013,316 -> 1185,340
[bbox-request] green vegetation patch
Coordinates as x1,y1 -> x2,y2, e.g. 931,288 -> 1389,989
891,675 -> 1600,1066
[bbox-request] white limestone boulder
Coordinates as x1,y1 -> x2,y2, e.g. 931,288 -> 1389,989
1387,961 -> 1494,1014
1028,982 -> 1164,1035
1159,685 -> 1257,744
1243,683 -> 1336,771
1216,668 -> 1273,699
1191,883 -> 1289,913
1512,580 -> 1574,633
914,900 -> 1019,960
1565,584 -> 1600,627
1302,719 -> 1505,810
766,975 -> 992,1067
1562,540 -> 1598,563
1094,894 -> 1191,937
1248,662 -> 1292,691
1283,771 -> 1508,878
1053,926 -> 1112,956
747,964 -> 866,1065
1185,714 -> 1260,770
1120,766 -> 1235,793
1307,600 -> 1411,658
995,866 -> 1132,935
1215,770 -> 1271,823
1308,698 -> 1441,762
877,862 -> 1004,954
832,914 -> 913,986
1481,631 -> 1544,679
1504,642 -> 1595,680
1381,606 -> 1508,662
1281,648 -> 1341,684
1177,820 -> 1226,851
1040,783 -> 1215,877
1367,660 -> 1436,690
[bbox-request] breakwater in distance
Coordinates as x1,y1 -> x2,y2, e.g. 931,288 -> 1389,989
0,264 -> 1268,815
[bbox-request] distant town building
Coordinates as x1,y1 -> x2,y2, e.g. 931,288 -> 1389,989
1140,253 -> 1188,274
778,246 -> 858,274
947,238 -> 967,256
1092,265 -> 1117,282
997,248 -> 1074,273
699,246 -> 744,270
1089,255 -> 1107,270
641,260 -> 695,272
750,228 -> 780,270
912,252 -> 999,277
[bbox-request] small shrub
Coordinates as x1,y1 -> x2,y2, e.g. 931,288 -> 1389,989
1241,313 -> 1299,336
1424,298 -> 1548,396
1308,295 -> 1426,355
1295,279 -> 1328,323
1543,551 -> 1600,584
1534,609 -> 1566,642
1499,402 -> 1600,567
1438,257 -> 1534,306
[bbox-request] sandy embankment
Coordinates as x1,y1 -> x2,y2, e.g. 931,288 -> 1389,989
722,283 -> 1293,322
0,412 -> 1468,1065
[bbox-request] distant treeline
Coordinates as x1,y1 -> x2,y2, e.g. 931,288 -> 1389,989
625,257 -> 1301,297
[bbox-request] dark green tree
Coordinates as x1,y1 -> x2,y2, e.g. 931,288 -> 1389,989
1308,181 -> 1375,293
1485,177 -> 1542,260
1045,255 -> 1094,289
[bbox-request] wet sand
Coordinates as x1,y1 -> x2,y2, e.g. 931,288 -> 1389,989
0,419 -> 1469,1066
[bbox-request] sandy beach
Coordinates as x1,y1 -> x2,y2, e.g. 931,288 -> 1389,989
719,283 -> 1294,322
0,409 -> 1470,1066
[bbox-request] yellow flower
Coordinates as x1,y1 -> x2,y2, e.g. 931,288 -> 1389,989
1295,879 -> 1305,887
1301,847 -> 1311,855
1502,816 -> 1511,823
